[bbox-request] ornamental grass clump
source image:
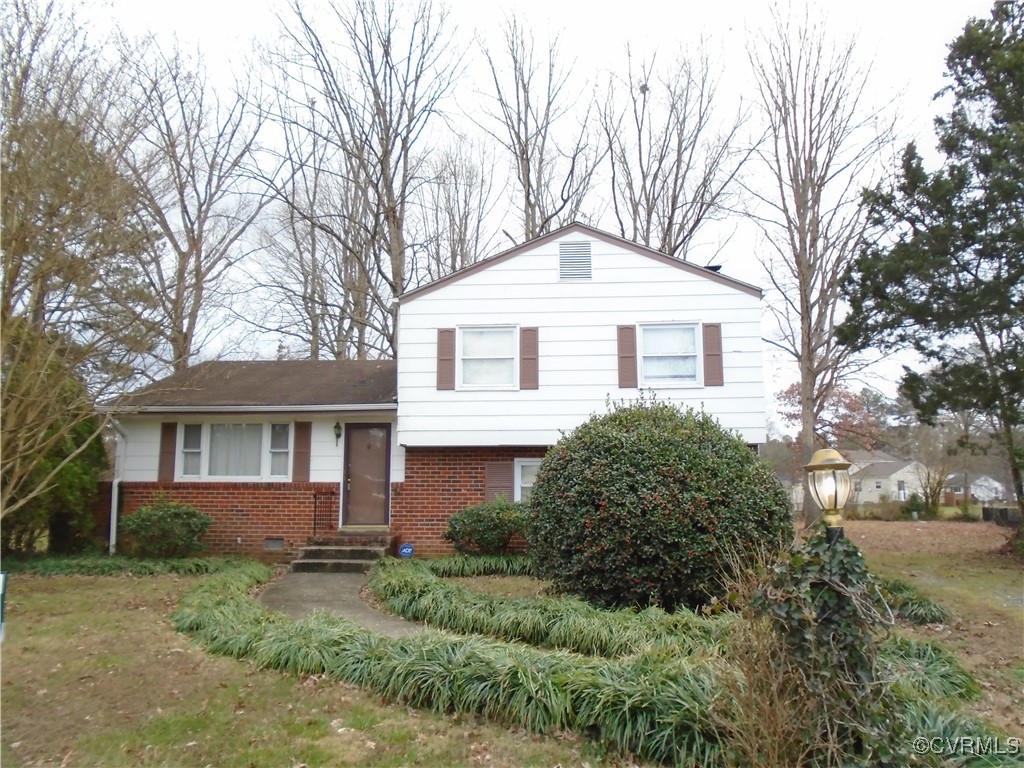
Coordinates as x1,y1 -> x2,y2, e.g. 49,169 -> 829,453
369,557 -> 727,657
878,576 -> 953,625
174,559 -> 986,767
529,400 -> 793,610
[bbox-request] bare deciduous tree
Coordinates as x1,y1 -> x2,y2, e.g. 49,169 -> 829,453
748,9 -> 894,523
1,0 -> 156,516
600,49 -> 752,259
252,94 -> 380,360
415,144 -> 499,283
483,18 -> 602,242
268,0 -> 459,357
116,42 -> 272,372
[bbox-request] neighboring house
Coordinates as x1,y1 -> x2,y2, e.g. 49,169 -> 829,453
107,223 -> 767,558
850,460 -> 927,505
788,449 -> 899,509
944,473 -> 1005,504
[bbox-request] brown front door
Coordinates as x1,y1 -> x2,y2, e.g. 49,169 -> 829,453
342,424 -> 390,526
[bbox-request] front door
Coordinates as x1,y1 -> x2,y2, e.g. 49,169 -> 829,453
342,423 -> 390,526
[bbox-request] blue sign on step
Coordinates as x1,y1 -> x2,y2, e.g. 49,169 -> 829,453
398,543 -> 415,558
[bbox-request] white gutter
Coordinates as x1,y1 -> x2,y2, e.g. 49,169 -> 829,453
108,419 -> 128,556
99,403 -> 397,414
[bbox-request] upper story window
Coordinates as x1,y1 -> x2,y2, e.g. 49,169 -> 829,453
639,324 -> 698,385
180,422 -> 291,479
459,326 -> 517,388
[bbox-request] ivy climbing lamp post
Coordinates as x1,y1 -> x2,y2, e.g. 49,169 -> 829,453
804,448 -> 852,547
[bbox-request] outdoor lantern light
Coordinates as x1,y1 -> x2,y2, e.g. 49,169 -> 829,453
333,422 -> 343,446
804,448 -> 852,546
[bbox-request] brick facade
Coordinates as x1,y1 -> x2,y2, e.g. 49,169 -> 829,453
111,446 -> 549,560
117,482 -> 339,561
390,446 -> 548,556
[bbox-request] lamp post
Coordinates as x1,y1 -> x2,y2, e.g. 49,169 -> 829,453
804,448 -> 852,547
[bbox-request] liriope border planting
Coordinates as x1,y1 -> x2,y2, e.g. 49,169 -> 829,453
369,557 -> 730,657
172,562 -> 725,766
173,561 -> 995,768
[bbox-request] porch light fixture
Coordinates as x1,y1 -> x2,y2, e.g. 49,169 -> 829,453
333,422 -> 342,446
804,448 -> 852,546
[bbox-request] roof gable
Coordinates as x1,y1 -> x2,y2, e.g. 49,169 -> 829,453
114,360 -> 396,412
399,222 -> 762,302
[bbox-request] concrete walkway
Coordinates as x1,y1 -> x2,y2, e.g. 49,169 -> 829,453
257,572 -> 423,638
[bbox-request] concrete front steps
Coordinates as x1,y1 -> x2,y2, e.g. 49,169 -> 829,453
291,528 -> 397,573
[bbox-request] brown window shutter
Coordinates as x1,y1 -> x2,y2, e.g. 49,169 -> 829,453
617,325 -> 637,388
703,323 -> 724,386
158,422 -> 177,482
520,327 -> 539,390
437,328 -> 455,390
293,422 -> 312,482
485,461 -> 514,502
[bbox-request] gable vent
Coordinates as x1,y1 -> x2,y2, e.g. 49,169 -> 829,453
559,242 -> 592,280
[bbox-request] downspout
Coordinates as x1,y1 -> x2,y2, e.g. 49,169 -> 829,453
108,419 -> 128,556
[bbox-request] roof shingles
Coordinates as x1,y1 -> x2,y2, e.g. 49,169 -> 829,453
117,360 -> 396,411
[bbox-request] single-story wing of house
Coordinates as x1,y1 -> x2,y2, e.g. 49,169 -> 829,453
106,223 -> 768,560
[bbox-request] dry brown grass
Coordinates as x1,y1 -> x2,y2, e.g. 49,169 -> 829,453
0,574 -> 632,767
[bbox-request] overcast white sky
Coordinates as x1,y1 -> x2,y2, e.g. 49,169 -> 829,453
87,0 -> 993,423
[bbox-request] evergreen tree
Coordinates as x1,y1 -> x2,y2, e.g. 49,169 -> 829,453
839,2 -> 1024,514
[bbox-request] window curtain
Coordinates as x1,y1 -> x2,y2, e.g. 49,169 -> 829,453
209,424 -> 262,476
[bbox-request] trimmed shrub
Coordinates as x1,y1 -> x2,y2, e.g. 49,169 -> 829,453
119,498 -> 213,558
443,498 -> 528,555
528,401 -> 793,610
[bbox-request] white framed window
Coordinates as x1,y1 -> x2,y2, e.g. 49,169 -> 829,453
269,424 -> 290,476
181,424 -> 202,476
179,422 -> 291,480
514,458 -> 542,503
640,323 -> 699,386
459,326 -> 517,388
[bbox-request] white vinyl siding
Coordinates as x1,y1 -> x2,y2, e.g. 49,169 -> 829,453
116,415 -> 404,484
396,231 -> 766,446
459,326 -> 516,388
640,324 -> 698,385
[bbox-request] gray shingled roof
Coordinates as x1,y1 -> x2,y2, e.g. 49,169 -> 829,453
115,360 -> 396,411
851,460 -> 915,479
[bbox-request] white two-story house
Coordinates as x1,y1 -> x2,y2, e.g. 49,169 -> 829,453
389,223 -> 766,552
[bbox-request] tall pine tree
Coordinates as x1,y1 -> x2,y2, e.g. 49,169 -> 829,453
840,2 -> 1023,515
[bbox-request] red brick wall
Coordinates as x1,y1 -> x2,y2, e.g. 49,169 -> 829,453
117,482 -> 338,561
390,446 -> 548,555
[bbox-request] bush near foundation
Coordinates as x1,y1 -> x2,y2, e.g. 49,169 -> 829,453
119,498 -> 213,558
443,498 -> 528,555
528,401 -> 792,610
